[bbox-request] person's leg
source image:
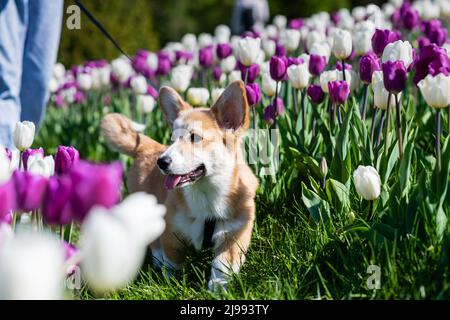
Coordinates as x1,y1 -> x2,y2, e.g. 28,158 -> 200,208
0,0 -> 28,148
20,0 -> 64,126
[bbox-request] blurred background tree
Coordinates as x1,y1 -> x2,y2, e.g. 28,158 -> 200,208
59,0 -> 385,66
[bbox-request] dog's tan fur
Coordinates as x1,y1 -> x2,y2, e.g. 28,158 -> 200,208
101,80 -> 258,290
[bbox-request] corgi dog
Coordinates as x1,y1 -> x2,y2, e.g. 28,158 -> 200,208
101,80 -> 258,290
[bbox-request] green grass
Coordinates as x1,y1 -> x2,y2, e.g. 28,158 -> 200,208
38,82 -> 450,300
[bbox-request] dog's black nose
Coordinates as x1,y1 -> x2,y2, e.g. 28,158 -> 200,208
157,156 -> 172,171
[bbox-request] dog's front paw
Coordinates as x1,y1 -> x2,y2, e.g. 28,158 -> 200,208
208,277 -> 228,292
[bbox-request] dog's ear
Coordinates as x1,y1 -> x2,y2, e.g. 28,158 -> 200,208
211,80 -> 249,133
159,86 -> 192,125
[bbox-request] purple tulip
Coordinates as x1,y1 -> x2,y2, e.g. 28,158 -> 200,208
0,180 -> 16,219
307,85 -> 325,104
199,45 -> 214,68
360,53 -> 381,84
264,97 -> 284,124
22,148 -> 45,171
371,29 -> 401,56
216,43 -> 233,60
74,91 -> 86,104
175,50 -> 193,62
270,56 -> 287,81
147,85 -> 159,99
417,36 -> 431,49
402,7 -> 420,30
69,161 -> 123,222
308,54 -> 327,76
213,66 -> 222,81
382,61 -> 408,94
335,62 -> 352,71
331,12 -> 341,26
246,64 -> 260,83
4,148 -> 12,161
1,211 -> 12,225
428,27 -> 448,46
288,18 -> 304,30
413,44 -> 450,84
328,80 -> 350,105
391,9 -> 402,30
42,176 -> 73,225
275,43 -> 286,57
55,94 -> 65,108
288,57 -> 304,66
157,52 -> 171,75
13,171 -> 48,212
245,83 -> 261,106
421,19 -> 442,35
55,146 -> 80,175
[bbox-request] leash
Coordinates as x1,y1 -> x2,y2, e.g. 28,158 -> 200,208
202,219 -> 216,249
74,0 -> 132,61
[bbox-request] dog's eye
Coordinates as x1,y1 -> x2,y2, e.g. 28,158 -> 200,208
190,133 -> 202,143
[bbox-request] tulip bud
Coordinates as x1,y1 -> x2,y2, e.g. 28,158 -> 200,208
55,146 -> 80,175
371,28 -> 400,56
77,73 -> 93,91
170,65 -> 193,93
382,60 -> 408,94
0,179 -> 16,219
353,30 -> 373,56
187,88 -> 210,106
136,95 -> 156,114
308,54 -> 327,76
287,63 -> 310,89
27,155 -> 55,178
237,37 -> 261,67
199,45 -> 213,68
371,71 -> 399,110
328,80 -> 350,105
220,56 -> 236,74
320,70 -> 339,93
263,97 -> 284,124
418,73 -> 450,109
13,170 -> 48,212
359,53 -> 381,84
245,83 -> 262,106
280,29 -> 301,52
270,56 -> 288,81
42,176 -> 73,226
0,232 -> 65,299
331,29 -> 352,60
130,75 -> 148,95
307,85 -> 325,104
320,157 -> 328,177
261,73 -> 279,97
246,64 -> 260,83
22,148 -> 44,171
382,40 -> 414,68
13,121 -> 35,151
353,165 -> 381,200
216,43 -> 233,60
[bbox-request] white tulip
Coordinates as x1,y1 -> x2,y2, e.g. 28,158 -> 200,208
131,121 -> 146,133
187,88 -> 210,106
332,29 -> 352,60
306,30 -> 327,52
0,232 -> 65,300
130,75 -> 148,95
228,70 -> 242,83
353,31 -> 373,56
353,165 -> 381,201
320,70 -> 339,93
112,192 -> 166,246
265,24 -> 278,39
212,88 -> 225,104
309,42 -> 331,62
13,121 -> 35,151
77,73 -> 93,91
80,207 -> 146,294
182,33 -> 197,52
53,63 -> 66,80
382,40 -> 414,68
273,15 -> 287,30
98,66 -> 111,88
287,63 -> 310,90
48,78 -> 59,93
262,38 -> 276,57
262,73 -> 279,97
413,0 -> 440,20
111,57 -> 133,82
170,65 -> 193,93
215,25 -> 231,44
439,0 -> 450,18
27,155 -> 55,178
236,37 -> 261,67
198,33 -> 213,48
220,56 -> 236,74
418,73 -> 450,109
371,71 -> 398,110
146,52 -> 159,71
136,95 -> 156,114
281,29 -> 301,52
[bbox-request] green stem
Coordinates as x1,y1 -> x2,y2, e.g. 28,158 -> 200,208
394,94 -> 403,159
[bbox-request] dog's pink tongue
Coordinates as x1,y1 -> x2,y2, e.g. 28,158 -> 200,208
164,175 -> 182,190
